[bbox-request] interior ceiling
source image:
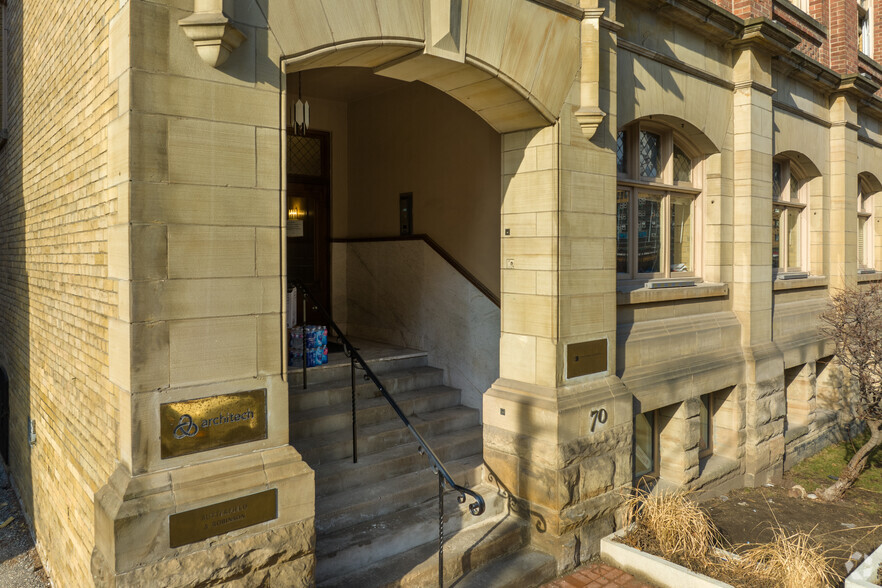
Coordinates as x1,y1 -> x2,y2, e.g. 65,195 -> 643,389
295,67 -> 409,103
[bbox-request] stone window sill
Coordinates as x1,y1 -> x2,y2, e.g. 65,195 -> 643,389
858,270 -> 882,282
616,281 -> 728,305
695,454 -> 739,484
772,274 -> 827,291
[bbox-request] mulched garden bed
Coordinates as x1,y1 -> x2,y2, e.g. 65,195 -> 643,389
706,478 -> 882,586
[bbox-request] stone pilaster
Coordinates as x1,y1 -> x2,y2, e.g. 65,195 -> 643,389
484,8 -> 631,573
828,77 -> 879,291
95,2 -> 315,584
730,23 -> 799,486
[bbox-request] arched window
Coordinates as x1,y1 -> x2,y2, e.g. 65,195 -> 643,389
772,157 -> 808,274
858,175 -> 876,272
616,122 -> 702,281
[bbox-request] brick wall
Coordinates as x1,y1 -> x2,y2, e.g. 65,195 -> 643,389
0,0 -> 121,585
774,2 -> 829,63
829,0 -> 860,72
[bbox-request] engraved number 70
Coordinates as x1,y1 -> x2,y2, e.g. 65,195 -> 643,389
590,408 -> 608,433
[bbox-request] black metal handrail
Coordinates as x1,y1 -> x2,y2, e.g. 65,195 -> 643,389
291,282 -> 485,587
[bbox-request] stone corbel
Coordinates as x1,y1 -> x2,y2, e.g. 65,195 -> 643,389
575,8 -> 607,140
179,6 -> 245,68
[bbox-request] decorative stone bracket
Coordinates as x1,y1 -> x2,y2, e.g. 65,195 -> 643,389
178,9 -> 245,68
575,8 -> 609,140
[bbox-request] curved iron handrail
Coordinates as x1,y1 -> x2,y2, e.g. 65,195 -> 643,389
292,281 -> 485,517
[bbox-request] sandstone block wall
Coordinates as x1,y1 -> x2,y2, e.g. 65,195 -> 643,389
0,0 -> 122,584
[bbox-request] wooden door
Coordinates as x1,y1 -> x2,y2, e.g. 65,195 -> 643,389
287,131 -> 330,325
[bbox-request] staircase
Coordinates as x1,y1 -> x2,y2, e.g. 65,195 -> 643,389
289,341 -> 557,587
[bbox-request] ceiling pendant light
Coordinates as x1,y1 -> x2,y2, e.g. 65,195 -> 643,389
293,72 -> 310,136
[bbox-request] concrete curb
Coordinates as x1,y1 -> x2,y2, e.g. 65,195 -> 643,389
600,529 -> 733,588
845,543 -> 882,587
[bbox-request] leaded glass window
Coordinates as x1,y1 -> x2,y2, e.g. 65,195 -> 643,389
772,159 -> 807,272
617,131 -> 627,174
288,135 -> 322,177
639,131 -> 661,178
616,122 -> 701,279
673,144 -> 691,182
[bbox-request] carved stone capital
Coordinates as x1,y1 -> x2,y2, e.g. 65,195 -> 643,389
178,11 -> 246,68
574,107 -> 605,140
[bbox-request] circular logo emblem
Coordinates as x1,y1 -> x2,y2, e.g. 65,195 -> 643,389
174,414 -> 199,439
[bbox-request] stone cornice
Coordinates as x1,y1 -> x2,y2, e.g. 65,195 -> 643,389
772,100 -> 831,128
650,0 -> 744,40
775,51 -> 841,93
527,0 -> 583,19
730,18 -> 801,56
834,73 -> 882,101
618,38 -> 735,91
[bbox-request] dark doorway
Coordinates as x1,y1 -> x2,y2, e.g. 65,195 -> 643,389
287,130 -> 331,325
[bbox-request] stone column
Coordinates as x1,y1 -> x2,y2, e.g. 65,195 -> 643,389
729,23 -> 798,486
784,362 -> 816,433
658,401 -> 700,486
483,8 -> 631,573
95,2 -> 315,585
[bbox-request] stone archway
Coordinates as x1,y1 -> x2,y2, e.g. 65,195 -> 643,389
267,0 -> 580,134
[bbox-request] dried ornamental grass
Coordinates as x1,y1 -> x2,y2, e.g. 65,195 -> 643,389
732,529 -> 837,588
623,488 -> 718,561
621,490 -> 837,588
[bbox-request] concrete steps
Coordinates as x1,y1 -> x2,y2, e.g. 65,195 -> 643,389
316,512 -> 548,588
289,341 -> 556,588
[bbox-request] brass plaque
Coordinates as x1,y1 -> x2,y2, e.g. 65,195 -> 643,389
567,340 -> 607,379
169,489 -> 278,548
160,390 -> 268,459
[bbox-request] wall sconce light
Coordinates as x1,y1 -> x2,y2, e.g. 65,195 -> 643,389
287,207 -> 304,221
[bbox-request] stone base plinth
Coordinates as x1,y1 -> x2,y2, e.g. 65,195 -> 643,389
91,445 -> 314,587
483,376 -> 632,575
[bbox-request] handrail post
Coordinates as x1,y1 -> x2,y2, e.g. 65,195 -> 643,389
438,472 -> 444,588
351,353 -> 358,463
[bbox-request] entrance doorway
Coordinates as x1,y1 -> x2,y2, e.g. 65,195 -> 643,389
287,130 -> 331,325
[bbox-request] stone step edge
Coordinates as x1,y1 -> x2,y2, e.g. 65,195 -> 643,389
291,384 -> 461,425
313,425 -> 482,485
316,510 -> 530,588
289,365 -> 443,396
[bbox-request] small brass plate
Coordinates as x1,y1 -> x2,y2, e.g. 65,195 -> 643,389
160,390 -> 268,459
566,340 -> 607,379
169,489 -> 278,548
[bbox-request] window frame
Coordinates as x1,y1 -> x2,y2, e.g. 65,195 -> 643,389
772,158 -> 809,276
616,122 -> 704,282
698,393 -> 714,460
859,177 -> 875,271
633,409 -> 659,484
860,0 -> 873,57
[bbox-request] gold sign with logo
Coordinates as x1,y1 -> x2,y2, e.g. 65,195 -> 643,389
169,489 -> 278,548
160,389 -> 268,459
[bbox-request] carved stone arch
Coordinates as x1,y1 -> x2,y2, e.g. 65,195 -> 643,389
775,150 -> 822,180
859,171 -> 882,194
266,0 -> 581,133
